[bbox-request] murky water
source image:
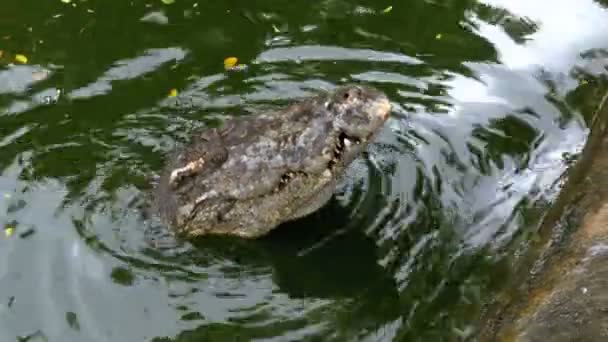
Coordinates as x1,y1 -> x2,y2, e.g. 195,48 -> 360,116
1,0 -> 607,341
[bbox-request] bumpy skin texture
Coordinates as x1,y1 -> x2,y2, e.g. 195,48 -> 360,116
154,84 -> 391,239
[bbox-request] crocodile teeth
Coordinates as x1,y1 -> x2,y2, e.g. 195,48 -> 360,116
169,158 -> 205,188
343,138 -> 352,148
322,169 -> 332,178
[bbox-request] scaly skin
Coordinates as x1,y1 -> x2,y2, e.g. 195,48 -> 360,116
153,84 -> 391,239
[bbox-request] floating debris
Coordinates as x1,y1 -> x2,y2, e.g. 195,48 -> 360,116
223,56 -> 248,72
435,33 -> 443,40
111,266 -> 135,286
19,227 -> 36,239
15,54 -> 28,64
66,312 -> 80,331
168,88 -> 178,97
230,64 -> 248,71
4,227 -> 14,237
382,6 -> 393,13
17,330 -> 48,342
224,56 -> 238,69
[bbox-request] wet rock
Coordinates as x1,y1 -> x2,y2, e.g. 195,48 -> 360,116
479,93 -> 608,341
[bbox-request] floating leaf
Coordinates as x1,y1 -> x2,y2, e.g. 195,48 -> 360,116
435,33 -> 442,40
272,24 -> 280,33
382,6 -> 393,13
5,227 -> 14,237
168,88 -> 178,97
223,56 -> 238,69
15,54 -> 28,64
161,0 -> 175,4
61,0 -> 72,3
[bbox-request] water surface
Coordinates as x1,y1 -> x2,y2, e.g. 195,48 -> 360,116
1,0 -> 608,341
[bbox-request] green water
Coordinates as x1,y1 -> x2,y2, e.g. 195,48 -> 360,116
1,0 -> 607,341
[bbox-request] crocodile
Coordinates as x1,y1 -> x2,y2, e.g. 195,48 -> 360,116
153,84 -> 391,239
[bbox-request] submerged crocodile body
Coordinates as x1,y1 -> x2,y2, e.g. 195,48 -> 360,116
153,84 -> 391,239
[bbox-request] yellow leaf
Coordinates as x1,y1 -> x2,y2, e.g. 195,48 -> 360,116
435,33 -> 442,40
5,227 -> 13,237
382,6 -> 393,13
15,54 -> 28,64
168,88 -> 178,97
223,56 -> 238,69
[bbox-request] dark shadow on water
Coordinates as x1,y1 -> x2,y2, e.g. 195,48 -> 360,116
260,203 -> 398,299
152,199 -> 401,341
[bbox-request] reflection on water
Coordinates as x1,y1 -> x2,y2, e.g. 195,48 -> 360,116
0,0 -> 607,341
